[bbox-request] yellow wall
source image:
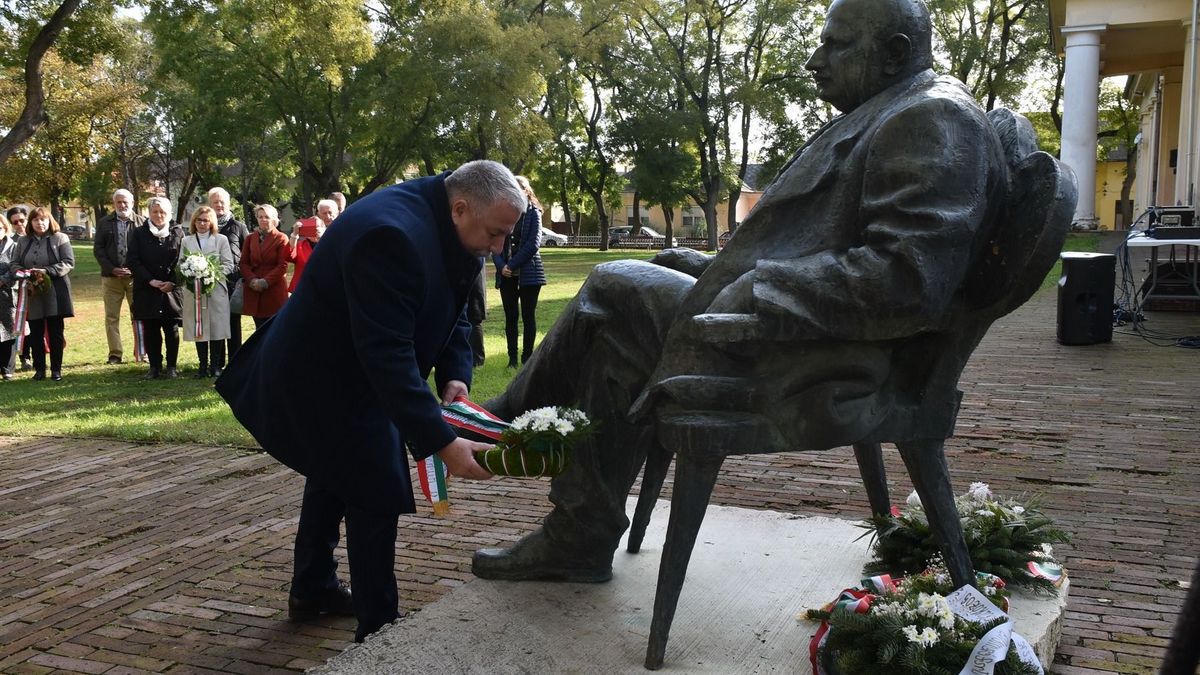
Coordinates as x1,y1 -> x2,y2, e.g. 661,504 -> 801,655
620,190 -> 763,235
1095,159 -> 1136,230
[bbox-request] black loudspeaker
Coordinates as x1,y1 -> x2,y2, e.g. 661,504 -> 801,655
1057,252 -> 1115,345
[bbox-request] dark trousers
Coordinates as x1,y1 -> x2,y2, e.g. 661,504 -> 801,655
226,312 -> 241,357
252,315 -> 270,329
142,319 -> 180,369
0,338 -> 13,376
291,479 -> 399,643
498,277 -> 542,363
27,317 -> 65,374
194,340 -> 226,374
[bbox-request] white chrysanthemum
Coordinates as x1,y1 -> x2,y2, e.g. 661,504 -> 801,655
1012,505 -> 1025,514
552,419 -> 575,435
901,625 -> 920,643
906,490 -> 922,508
872,601 -> 904,617
916,627 -> 940,647
967,482 -> 992,502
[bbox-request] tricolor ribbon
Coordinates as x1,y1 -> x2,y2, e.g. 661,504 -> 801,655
132,319 -> 146,362
810,588 -> 875,675
944,584 -> 1044,675
1027,560 -> 1065,586
193,278 -> 204,339
12,271 -> 30,353
414,396 -> 511,516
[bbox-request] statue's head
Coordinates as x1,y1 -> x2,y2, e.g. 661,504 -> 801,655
805,0 -> 933,113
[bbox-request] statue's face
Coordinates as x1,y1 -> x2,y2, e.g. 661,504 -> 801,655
805,0 -> 891,113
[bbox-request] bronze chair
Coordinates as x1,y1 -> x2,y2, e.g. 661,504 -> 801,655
629,108 -> 1078,669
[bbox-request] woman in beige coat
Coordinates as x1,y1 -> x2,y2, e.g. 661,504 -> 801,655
178,206 -> 234,377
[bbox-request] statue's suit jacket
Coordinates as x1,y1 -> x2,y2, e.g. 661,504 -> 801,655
644,71 -> 1008,450
216,174 -> 480,515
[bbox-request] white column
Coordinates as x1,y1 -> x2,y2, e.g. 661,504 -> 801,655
1060,26 -> 1105,229
1177,13 -> 1198,209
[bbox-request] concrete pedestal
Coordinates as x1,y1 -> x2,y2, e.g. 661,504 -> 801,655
314,499 -> 1068,674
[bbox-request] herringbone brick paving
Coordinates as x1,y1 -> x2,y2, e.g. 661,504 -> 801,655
1,288 -> 1198,674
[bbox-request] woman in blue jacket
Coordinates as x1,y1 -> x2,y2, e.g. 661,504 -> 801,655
493,176 -> 546,368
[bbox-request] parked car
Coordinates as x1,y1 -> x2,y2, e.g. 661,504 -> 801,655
540,226 -> 568,247
609,225 -> 678,248
63,225 -> 87,240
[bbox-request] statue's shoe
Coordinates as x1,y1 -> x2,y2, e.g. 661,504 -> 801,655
472,530 -> 612,583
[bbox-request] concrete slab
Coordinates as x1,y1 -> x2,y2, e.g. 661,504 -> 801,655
314,499 -> 1068,674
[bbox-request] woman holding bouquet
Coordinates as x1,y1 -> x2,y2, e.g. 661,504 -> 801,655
0,214 -> 18,380
128,198 -> 184,379
240,204 -> 290,328
12,207 -> 74,381
179,206 -> 234,377
6,206 -> 31,372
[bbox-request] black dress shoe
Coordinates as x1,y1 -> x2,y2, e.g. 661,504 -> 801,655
142,368 -> 160,380
106,355 -> 122,365
164,367 -> 179,379
50,371 -> 62,381
193,369 -> 208,379
287,581 -> 354,621
32,370 -> 45,381
472,529 -> 613,583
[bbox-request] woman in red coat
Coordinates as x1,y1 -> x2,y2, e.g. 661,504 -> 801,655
240,204 -> 290,327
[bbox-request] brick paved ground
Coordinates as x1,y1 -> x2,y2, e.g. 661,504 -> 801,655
2,285 -> 1199,674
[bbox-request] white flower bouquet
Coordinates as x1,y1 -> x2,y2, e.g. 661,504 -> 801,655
178,252 -> 222,294
863,482 -> 1069,593
474,406 -> 593,477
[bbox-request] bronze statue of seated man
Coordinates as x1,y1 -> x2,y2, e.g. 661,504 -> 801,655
474,0 -> 1010,588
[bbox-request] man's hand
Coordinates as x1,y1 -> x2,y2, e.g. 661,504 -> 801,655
501,265 -> 513,278
440,379 -> 468,404
113,267 -> 132,277
435,438 -> 493,480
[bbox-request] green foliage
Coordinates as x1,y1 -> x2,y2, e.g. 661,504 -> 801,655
863,484 -> 1070,593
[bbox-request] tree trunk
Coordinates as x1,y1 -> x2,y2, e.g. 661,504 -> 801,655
1120,149 -> 1137,229
661,205 -> 674,247
0,0 -> 83,166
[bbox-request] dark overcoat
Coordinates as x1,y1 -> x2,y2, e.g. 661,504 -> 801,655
216,174 -> 480,516
127,224 -> 184,323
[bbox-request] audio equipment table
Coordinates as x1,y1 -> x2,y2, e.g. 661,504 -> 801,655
1127,233 -> 1200,303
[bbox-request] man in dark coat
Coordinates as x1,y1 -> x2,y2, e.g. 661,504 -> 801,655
207,188 -> 249,357
93,188 -> 145,364
216,160 -> 522,642
472,0 -> 1008,581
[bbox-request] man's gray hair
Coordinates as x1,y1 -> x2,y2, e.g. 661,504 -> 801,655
207,187 -> 230,203
147,197 -> 173,215
445,160 -> 526,212
112,188 -> 133,202
316,198 -> 339,213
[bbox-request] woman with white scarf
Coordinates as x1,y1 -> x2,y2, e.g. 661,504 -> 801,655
128,197 -> 185,379
178,206 -> 234,377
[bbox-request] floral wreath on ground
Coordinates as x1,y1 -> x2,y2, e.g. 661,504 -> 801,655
805,561 -> 1043,675
863,482 -> 1069,594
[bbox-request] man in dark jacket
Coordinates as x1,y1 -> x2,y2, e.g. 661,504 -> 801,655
216,160 -> 522,642
93,188 -> 145,364
207,188 -> 249,357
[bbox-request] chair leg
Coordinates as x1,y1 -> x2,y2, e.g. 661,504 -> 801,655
628,445 -> 674,553
852,441 -> 891,521
894,438 -> 974,589
645,454 -> 723,670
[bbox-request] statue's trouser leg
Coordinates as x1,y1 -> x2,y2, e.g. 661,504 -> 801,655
895,438 -> 974,588
487,261 -> 694,560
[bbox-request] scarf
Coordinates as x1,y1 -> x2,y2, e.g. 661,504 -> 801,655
148,222 -> 171,239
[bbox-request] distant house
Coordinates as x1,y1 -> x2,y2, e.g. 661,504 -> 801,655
619,165 -> 769,237
1049,0 -> 1198,228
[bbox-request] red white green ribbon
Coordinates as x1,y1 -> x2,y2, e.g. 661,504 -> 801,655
12,272 -> 30,353
193,278 -> 204,338
415,396 -> 510,516
1027,561 -> 1065,586
810,588 -> 875,674
132,320 -> 146,362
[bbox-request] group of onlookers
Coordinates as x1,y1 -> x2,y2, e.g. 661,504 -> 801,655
0,188 -> 344,382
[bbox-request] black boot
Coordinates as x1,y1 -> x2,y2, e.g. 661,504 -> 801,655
472,529 -> 613,583
194,344 -> 209,378
142,367 -> 160,380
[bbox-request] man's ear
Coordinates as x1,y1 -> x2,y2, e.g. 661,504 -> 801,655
882,33 -> 912,76
450,197 -> 469,223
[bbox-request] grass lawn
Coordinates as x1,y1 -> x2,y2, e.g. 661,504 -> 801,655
0,245 -> 650,446
1,234 -> 1103,446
